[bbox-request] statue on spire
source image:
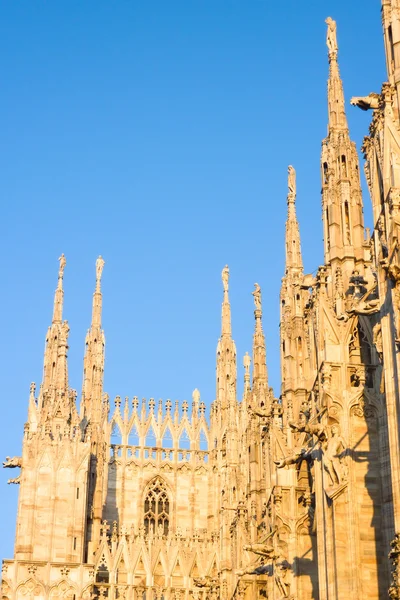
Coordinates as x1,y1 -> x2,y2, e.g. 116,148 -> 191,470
252,283 -> 262,311
58,254 -> 66,280
96,255 -> 105,287
243,352 -> 251,374
288,165 -> 296,197
325,17 -> 337,55
222,265 -> 229,293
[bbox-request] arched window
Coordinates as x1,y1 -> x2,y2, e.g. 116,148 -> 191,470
144,477 -> 170,535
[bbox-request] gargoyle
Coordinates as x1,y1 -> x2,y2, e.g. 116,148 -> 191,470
3,456 -> 22,468
274,446 -> 308,468
350,93 -> 380,111
8,475 -> 21,485
251,407 -> 271,419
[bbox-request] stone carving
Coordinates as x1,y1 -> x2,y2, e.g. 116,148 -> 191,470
274,446 -> 308,469
350,93 -> 380,110
322,424 -> 347,487
325,17 -> 337,54
96,255 -> 105,285
251,406 -> 271,419
3,456 -> 22,468
276,414 -> 347,494
222,265 -> 229,292
236,529 -> 279,576
193,576 -> 220,600
288,165 -> 296,196
252,283 -> 262,310
3,456 -> 22,484
58,253 -> 66,279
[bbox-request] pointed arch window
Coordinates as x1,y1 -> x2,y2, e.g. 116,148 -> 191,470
144,477 -> 170,535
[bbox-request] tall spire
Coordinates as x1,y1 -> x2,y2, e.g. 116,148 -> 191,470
40,255 -> 70,415
81,256 -> 106,423
326,17 -> 348,132
52,254 -> 66,323
321,17 -> 365,276
216,265 -> 237,409
221,264 -> 232,337
251,283 -> 268,392
92,255 -> 105,328
285,166 -> 303,274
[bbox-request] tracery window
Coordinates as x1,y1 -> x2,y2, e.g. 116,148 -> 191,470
144,477 -> 170,535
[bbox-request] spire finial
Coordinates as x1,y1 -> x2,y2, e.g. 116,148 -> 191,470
287,166 -> 296,216
325,17 -> 348,131
53,254 -> 66,323
252,283 -> 262,313
221,265 -> 231,337
284,166 -> 303,272
325,17 -> 337,56
222,264 -> 229,293
288,165 -> 296,200
96,255 -> 105,292
91,256 -> 105,329
58,254 -> 66,289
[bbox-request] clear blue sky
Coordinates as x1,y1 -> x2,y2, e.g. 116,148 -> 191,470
0,1 -> 385,560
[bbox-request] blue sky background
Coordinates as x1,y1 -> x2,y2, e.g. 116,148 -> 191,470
0,1 -> 385,560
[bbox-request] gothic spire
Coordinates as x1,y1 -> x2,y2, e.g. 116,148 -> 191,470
52,254 -> 66,323
251,283 -> 268,391
39,255 -> 70,414
81,256 -> 106,423
326,17 -> 348,132
321,17 -> 365,275
285,166 -> 303,275
216,265 -> 237,409
92,255 -> 105,328
221,264 -> 232,338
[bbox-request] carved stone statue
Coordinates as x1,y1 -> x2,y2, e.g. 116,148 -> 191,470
243,352 -> 251,372
3,456 -> 22,468
96,255 -> 105,284
252,283 -> 262,310
323,424 -> 347,487
58,254 -> 66,279
60,321 -> 70,345
350,93 -> 380,111
325,17 -> 337,54
222,265 -> 229,293
288,165 -> 296,196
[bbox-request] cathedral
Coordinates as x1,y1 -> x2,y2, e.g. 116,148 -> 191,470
5,3 -> 400,599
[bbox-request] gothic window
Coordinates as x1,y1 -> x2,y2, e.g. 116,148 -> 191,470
144,477 -> 170,535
